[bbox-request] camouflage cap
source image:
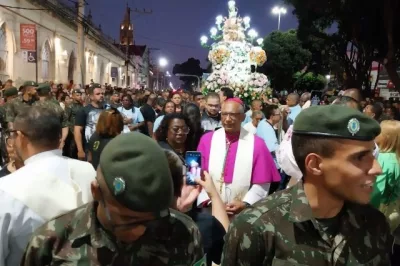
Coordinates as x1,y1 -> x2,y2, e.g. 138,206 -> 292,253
36,83 -> 51,94
293,105 -> 381,141
72,89 -> 82,94
99,133 -> 173,215
3,87 -> 18,98
89,83 -> 102,90
23,81 -> 38,87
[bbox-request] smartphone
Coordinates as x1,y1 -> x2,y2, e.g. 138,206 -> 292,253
185,151 -> 202,185
310,91 -> 323,106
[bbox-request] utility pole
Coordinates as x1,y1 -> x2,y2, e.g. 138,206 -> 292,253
77,0 -> 85,87
120,5 -> 152,88
148,47 -> 160,90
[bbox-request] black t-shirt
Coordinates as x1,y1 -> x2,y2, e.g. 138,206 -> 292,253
140,104 -> 156,136
0,165 -> 11,178
187,210 -> 226,266
88,132 -> 112,169
75,104 -> 104,148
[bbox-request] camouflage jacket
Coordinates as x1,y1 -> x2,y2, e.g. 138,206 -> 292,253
65,102 -> 83,133
5,96 -> 36,123
221,182 -> 393,266
33,99 -> 68,128
21,203 -> 206,266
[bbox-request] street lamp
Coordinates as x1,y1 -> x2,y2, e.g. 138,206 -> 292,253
157,57 -> 168,91
175,73 -> 201,92
272,6 -> 287,31
159,57 -> 168,68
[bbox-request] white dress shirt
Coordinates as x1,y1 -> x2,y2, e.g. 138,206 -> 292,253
0,150 -> 95,266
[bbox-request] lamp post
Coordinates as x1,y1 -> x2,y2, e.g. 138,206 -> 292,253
157,57 -> 168,91
175,73 -> 201,91
272,6 -> 287,31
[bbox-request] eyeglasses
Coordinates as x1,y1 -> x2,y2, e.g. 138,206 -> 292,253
221,112 -> 242,119
337,95 -> 359,103
169,127 -> 190,134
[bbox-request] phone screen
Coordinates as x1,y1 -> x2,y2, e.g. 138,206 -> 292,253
185,151 -> 202,185
311,91 -> 323,106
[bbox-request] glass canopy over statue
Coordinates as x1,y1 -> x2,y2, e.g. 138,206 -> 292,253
201,0 -> 270,104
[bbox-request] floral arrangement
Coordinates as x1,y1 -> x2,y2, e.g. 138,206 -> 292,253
248,72 -> 270,92
203,71 -> 230,95
249,48 -> 267,66
208,46 -> 230,65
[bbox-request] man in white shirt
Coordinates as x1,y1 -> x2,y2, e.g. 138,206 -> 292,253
243,110 -> 263,135
0,106 -> 95,266
118,94 -> 145,133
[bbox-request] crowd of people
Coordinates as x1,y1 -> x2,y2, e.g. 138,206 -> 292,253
0,78 -> 398,265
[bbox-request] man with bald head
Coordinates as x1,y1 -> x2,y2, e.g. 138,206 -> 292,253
286,93 -> 302,125
243,99 -> 263,125
197,98 -> 280,217
299,92 -> 311,109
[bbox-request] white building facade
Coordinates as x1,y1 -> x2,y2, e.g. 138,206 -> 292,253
0,0 -> 137,88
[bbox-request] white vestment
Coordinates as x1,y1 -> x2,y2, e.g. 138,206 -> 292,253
197,128 -> 270,205
0,150 -> 96,266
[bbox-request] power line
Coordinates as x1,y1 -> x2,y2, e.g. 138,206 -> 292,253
135,34 -> 200,50
0,4 -> 47,10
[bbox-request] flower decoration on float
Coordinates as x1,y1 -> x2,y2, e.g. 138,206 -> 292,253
250,47 -> 267,66
199,0 -> 270,105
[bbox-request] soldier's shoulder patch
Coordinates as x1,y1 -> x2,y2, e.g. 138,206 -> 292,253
93,141 -> 100,151
193,254 -> 207,266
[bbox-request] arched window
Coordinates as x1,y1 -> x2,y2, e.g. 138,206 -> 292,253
99,61 -> 104,84
0,24 -> 8,81
41,41 -> 50,80
68,51 -> 76,82
87,52 -> 94,74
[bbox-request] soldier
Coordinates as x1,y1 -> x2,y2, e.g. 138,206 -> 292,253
21,133 -> 206,265
64,89 -> 83,158
5,81 -> 38,129
34,83 -> 69,150
0,87 -> 18,164
221,105 -> 393,266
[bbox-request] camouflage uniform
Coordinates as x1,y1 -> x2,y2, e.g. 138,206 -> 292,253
21,203 -> 205,266
66,101 -> 83,134
221,181 -> 393,266
64,101 -> 83,158
5,96 -> 36,123
33,99 -> 68,128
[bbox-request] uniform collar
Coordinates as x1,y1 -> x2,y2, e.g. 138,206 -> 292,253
288,181 -> 364,229
69,202 -> 117,252
24,149 -> 62,165
287,181 -> 314,223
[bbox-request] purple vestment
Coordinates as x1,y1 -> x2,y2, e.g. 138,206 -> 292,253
197,131 -> 281,184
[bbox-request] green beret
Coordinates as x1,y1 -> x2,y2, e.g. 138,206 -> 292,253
4,87 -> 18,98
293,105 -> 381,141
89,83 -> 102,90
99,133 -> 173,216
37,83 -> 51,94
72,89 -> 82,94
23,81 -> 38,87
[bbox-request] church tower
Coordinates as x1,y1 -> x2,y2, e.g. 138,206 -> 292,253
120,5 -> 133,46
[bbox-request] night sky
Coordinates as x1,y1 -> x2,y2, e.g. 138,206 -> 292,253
86,0 -> 298,86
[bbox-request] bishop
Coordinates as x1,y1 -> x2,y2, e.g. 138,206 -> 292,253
197,98 -> 280,216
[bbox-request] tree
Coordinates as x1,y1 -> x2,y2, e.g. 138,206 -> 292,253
260,29 -> 312,91
172,58 -> 205,91
293,72 -> 326,92
283,0 -> 400,91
